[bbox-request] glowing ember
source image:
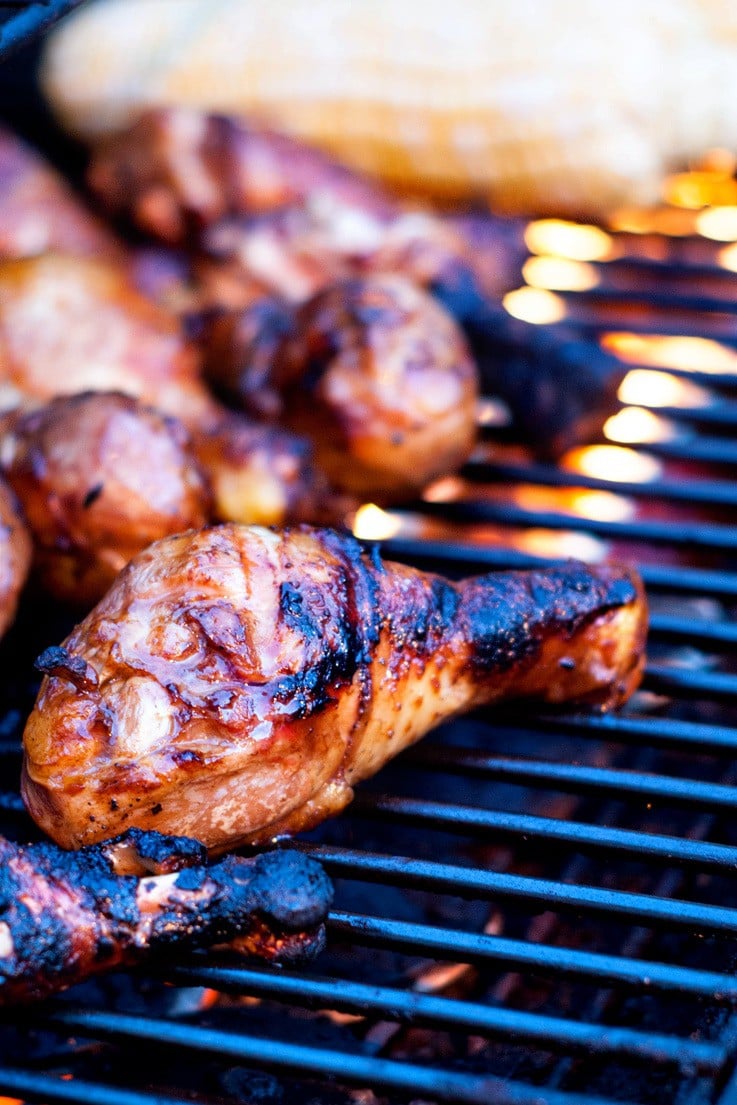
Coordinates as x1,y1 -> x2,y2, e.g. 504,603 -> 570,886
617,369 -> 710,409
422,476 -> 466,502
696,205 -> 737,241
0,1097 -> 23,1105
717,242 -> 737,273
604,407 -> 676,444
663,169 -> 737,209
602,332 -> 737,375
352,503 -> 402,541
524,220 -> 612,261
567,490 -> 634,522
517,529 -> 606,562
563,444 -> 662,483
502,287 -> 566,324
522,256 -> 598,291
608,207 -> 696,236
477,397 -> 511,427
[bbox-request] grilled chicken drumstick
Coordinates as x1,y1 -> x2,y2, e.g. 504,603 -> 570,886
0,253 -> 338,527
0,827 -> 332,1005
1,392 -> 211,604
23,524 -> 647,853
209,275 -> 479,501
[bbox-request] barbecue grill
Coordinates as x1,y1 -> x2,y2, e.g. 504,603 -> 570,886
5,14 -> 737,1105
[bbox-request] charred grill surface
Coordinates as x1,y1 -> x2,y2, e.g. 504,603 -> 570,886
0,827 -> 332,1005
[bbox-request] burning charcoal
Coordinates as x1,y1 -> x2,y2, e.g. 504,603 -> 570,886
0,828 -> 332,1005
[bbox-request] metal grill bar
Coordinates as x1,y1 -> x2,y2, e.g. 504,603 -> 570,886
41,1008 -> 624,1105
352,793 -> 737,867
299,844 -> 737,931
0,1069 -> 194,1105
463,458 -> 737,510
523,713 -> 737,753
409,498 -> 737,552
154,964 -> 724,1069
327,911 -> 737,998
399,749 -> 737,812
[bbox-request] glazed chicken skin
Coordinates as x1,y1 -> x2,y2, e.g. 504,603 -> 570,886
23,524 -> 647,853
0,125 -> 120,263
0,473 -> 32,638
1,392 -> 211,604
0,827 -> 332,1005
212,275 -> 479,502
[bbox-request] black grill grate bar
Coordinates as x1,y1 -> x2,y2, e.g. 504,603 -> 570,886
296,843 -> 737,932
578,316 -> 737,342
381,536 -> 737,598
561,287 -> 737,316
647,615 -> 737,650
648,403 -> 737,430
407,497 -> 737,552
402,748 -> 737,810
609,434 -> 737,469
642,665 -> 737,702
328,910 -> 737,998
156,964 -> 725,1070
39,1008 -> 624,1105
463,458 -> 737,510
0,1067 -> 195,1105
524,713 -> 737,755
351,792 -> 737,869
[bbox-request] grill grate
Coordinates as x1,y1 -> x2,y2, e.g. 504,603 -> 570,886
4,151 -> 737,1104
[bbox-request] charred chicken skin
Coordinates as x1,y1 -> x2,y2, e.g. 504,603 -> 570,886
1,392 -> 211,604
0,473 -> 32,638
23,524 -> 647,853
212,275 -> 479,502
0,827 -> 332,1005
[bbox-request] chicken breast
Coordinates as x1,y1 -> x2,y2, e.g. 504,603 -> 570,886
22,524 -> 647,852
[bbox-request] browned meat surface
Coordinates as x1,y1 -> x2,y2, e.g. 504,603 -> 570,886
0,125 -> 120,263
193,412 -> 344,527
0,253 -> 336,527
223,275 -> 479,501
0,827 -> 331,1005
88,107 -> 394,244
0,473 -> 32,638
1,393 -> 211,604
22,524 -> 647,853
0,254 -> 214,424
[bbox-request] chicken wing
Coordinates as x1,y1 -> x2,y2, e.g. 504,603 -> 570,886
22,524 -> 647,853
0,827 -> 332,1005
1,392 -> 211,604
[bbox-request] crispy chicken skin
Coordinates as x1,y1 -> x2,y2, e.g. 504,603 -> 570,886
1,393 -> 211,604
241,275 -> 479,501
0,473 -> 32,638
88,107 -> 394,244
0,125 -> 120,263
22,524 -> 647,853
0,828 -> 332,1004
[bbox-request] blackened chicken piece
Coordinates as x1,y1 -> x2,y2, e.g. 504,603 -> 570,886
0,125 -> 120,262
1,392 -> 211,604
0,827 -> 332,1005
88,107 -> 394,245
0,472 -> 32,638
230,275 -> 479,502
22,524 -> 647,853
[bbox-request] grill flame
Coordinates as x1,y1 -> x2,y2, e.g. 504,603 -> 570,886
502,287 -> 566,324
